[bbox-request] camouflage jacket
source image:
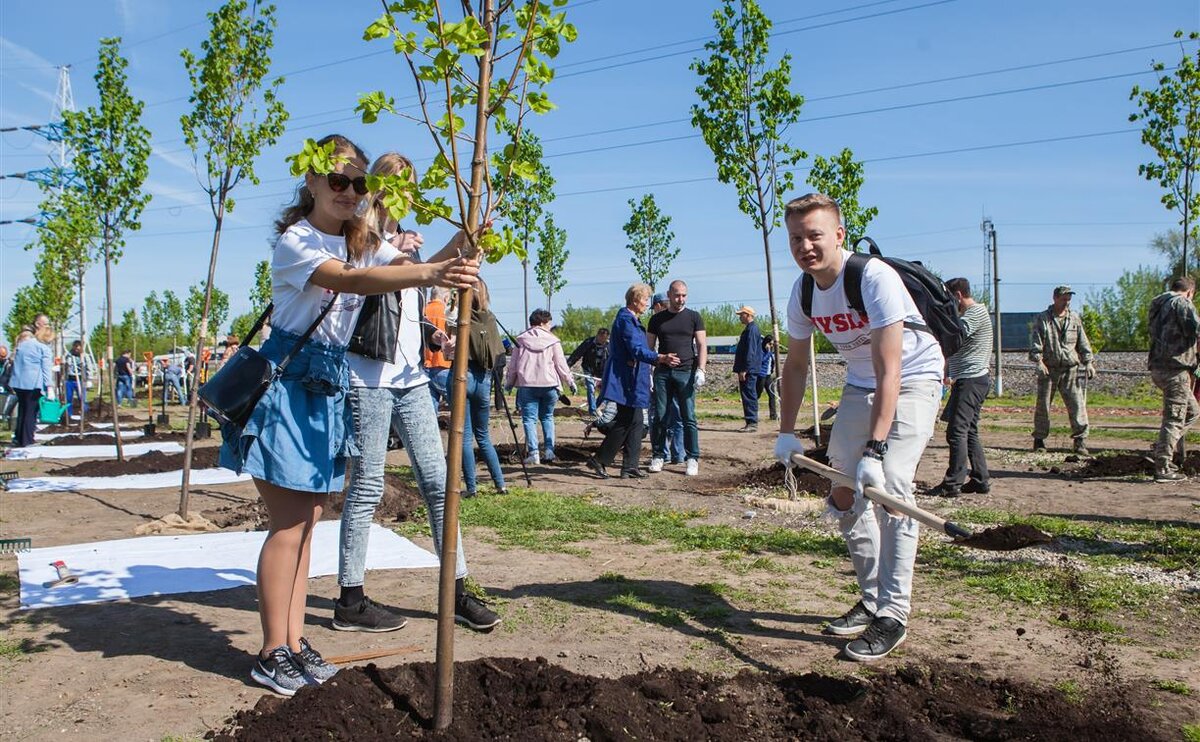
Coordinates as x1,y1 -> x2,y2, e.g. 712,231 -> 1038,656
1147,291 -> 1199,372
1029,307 -> 1093,369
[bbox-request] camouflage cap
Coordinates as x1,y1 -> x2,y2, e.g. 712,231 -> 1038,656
1053,285 -> 1075,297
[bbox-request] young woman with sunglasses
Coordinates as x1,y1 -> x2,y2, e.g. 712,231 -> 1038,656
219,134 -> 479,696
334,152 -> 500,635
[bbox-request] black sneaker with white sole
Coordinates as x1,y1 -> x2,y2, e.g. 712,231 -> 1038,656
455,593 -> 502,631
251,646 -> 313,696
823,600 -> 875,636
332,596 -> 409,632
295,637 -> 339,684
843,616 -> 907,662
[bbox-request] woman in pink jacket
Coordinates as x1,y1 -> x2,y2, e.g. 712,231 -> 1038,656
505,309 -> 576,465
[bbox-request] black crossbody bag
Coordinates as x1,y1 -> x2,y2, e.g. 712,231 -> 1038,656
199,294 -> 340,427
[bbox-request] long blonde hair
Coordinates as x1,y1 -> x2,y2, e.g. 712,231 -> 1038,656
274,134 -> 373,262
35,326 -> 55,344
363,152 -> 418,253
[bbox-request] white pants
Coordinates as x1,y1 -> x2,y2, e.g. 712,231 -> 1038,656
827,380 -> 941,624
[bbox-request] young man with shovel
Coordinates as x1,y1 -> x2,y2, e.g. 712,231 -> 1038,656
773,193 -> 944,662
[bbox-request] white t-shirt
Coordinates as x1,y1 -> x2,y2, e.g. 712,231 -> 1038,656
271,219 -> 370,347
787,249 -> 944,388
347,236 -> 428,389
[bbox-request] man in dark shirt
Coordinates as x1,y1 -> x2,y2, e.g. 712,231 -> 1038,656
733,306 -> 764,432
646,280 -> 707,476
567,327 -> 610,415
115,350 -> 135,407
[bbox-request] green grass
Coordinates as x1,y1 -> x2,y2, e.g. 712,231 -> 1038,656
948,506 -> 1200,572
977,422 -> 1200,445
1053,679 -> 1085,705
0,636 -> 49,659
459,489 -> 844,559
1150,679 -> 1192,696
990,383 -> 1162,410
1182,723 -> 1200,742
0,572 -> 18,595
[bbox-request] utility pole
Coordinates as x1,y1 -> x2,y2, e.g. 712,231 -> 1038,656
982,217 -> 1002,396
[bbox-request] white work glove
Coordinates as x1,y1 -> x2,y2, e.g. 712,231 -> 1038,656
774,433 -> 806,466
855,455 -> 886,499
694,368 -> 706,388
45,387 -> 57,401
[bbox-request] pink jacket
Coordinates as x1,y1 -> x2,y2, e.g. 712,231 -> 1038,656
505,325 -> 575,390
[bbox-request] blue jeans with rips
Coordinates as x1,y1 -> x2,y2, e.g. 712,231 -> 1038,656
452,367 -> 506,494
517,386 -> 558,458
340,384 -> 467,588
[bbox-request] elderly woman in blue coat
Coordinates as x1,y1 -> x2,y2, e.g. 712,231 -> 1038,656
586,284 -> 679,479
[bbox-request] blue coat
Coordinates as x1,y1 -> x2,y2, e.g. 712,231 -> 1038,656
599,307 -> 658,408
734,322 -> 763,374
10,339 -> 53,391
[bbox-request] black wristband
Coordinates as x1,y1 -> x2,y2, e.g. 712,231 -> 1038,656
864,439 -> 888,457
862,450 -> 885,461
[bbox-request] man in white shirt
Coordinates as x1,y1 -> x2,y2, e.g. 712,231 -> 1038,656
773,193 -> 944,662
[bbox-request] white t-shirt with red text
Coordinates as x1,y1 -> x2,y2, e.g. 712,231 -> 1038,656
787,249 -> 944,388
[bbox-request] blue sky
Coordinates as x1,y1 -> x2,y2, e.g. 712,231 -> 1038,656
2,0 -> 1198,338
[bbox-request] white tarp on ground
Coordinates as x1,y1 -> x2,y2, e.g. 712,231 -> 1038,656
5,467 -> 249,492
18,521 -> 439,609
5,442 -> 184,460
33,430 -> 145,442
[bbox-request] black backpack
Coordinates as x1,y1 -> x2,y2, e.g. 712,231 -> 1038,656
801,237 -> 963,358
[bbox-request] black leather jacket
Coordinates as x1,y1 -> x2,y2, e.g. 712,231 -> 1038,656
348,290 -> 440,363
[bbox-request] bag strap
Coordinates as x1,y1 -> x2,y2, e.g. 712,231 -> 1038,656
243,303 -> 274,346
274,292 -> 341,377
844,252 -> 871,315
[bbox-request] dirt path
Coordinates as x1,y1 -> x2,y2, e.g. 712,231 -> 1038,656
1,408 -> 1197,740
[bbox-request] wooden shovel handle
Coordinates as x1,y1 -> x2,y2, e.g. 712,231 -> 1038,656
790,453 -> 971,539
325,644 -> 421,665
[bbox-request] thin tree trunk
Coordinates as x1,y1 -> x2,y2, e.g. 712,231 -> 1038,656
77,271 -> 86,436
435,2 -> 494,729
179,179 -> 228,519
105,232 -> 124,463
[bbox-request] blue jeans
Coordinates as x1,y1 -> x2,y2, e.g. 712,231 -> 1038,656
116,376 -> 134,406
454,367 -> 506,494
652,367 -> 697,460
516,386 -> 558,458
583,375 -> 598,415
740,373 -> 760,425
428,368 -> 450,411
341,384 -> 467,588
163,378 -> 184,405
65,379 -> 87,418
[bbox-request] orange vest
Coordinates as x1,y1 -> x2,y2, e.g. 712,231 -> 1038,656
424,299 -> 451,369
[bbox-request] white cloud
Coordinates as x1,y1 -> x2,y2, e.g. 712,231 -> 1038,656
153,145 -> 197,176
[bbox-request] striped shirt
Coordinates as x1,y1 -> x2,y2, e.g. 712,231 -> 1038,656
948,302 -> 993,380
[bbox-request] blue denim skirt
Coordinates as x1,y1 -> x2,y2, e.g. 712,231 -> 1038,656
218,329 -> 357,493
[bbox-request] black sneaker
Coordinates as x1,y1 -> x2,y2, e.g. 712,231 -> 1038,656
1033,438 -> 1046,452
823,600 -> 875,636
585,457 -> 609,479
295,637 -> 338,684
332,596 -> 409,633
962,478 -> 990,494
927,482 -> 961,498
251,646 -> 313,696
621,469 -> 647,479
843,617 -> 907,662
455,593 -> 501,631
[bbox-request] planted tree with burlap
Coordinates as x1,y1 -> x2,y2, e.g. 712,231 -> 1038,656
177,0 -> 288,518
1130,31 -> 1200,274
494,127 -> 556,319
806,147 -> 878,248
691,0 -> 805,350
63,38 -> 152,461
333,0 -> 577,727
623,193 -> 677,291
536,213 -> 568,311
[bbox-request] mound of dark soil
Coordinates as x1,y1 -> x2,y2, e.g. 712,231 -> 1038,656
696,447 -> 830,495
1070,451 -> 1199,479
210,656 -> 1167,742
494,442 -> 593,464
553,406 -> 589,418
328,473 -> 425,523
956,524 -> 1054,552
49,447 -> 221,477
42,431 -> 187,446
88,399 -> 146,420
797,423 -> 833,442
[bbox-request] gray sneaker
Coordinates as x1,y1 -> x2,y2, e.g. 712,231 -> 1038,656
455,593 -> 502,631
844,617 -> 907,662
295,637 -> 339,684
823,600 -> 875,636
251,646 -> 313,697
332,596 -> 408,633
1155,470 -> 1188,483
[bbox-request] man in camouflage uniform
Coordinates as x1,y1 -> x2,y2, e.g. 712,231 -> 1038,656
1029,285 -> 1095,454
1147,276 -> 1199,482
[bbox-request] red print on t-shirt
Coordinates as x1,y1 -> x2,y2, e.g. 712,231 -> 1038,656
812,312 -> 869,334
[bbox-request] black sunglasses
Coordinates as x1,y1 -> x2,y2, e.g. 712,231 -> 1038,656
326,172 -> 369,195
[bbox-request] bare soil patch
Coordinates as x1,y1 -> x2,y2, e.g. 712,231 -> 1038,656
41,431 -> 187,446
48,447 -> 221,476
328,473 -> 425,524
1071,451 -> 1200,478
210,656 -> 1168,742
